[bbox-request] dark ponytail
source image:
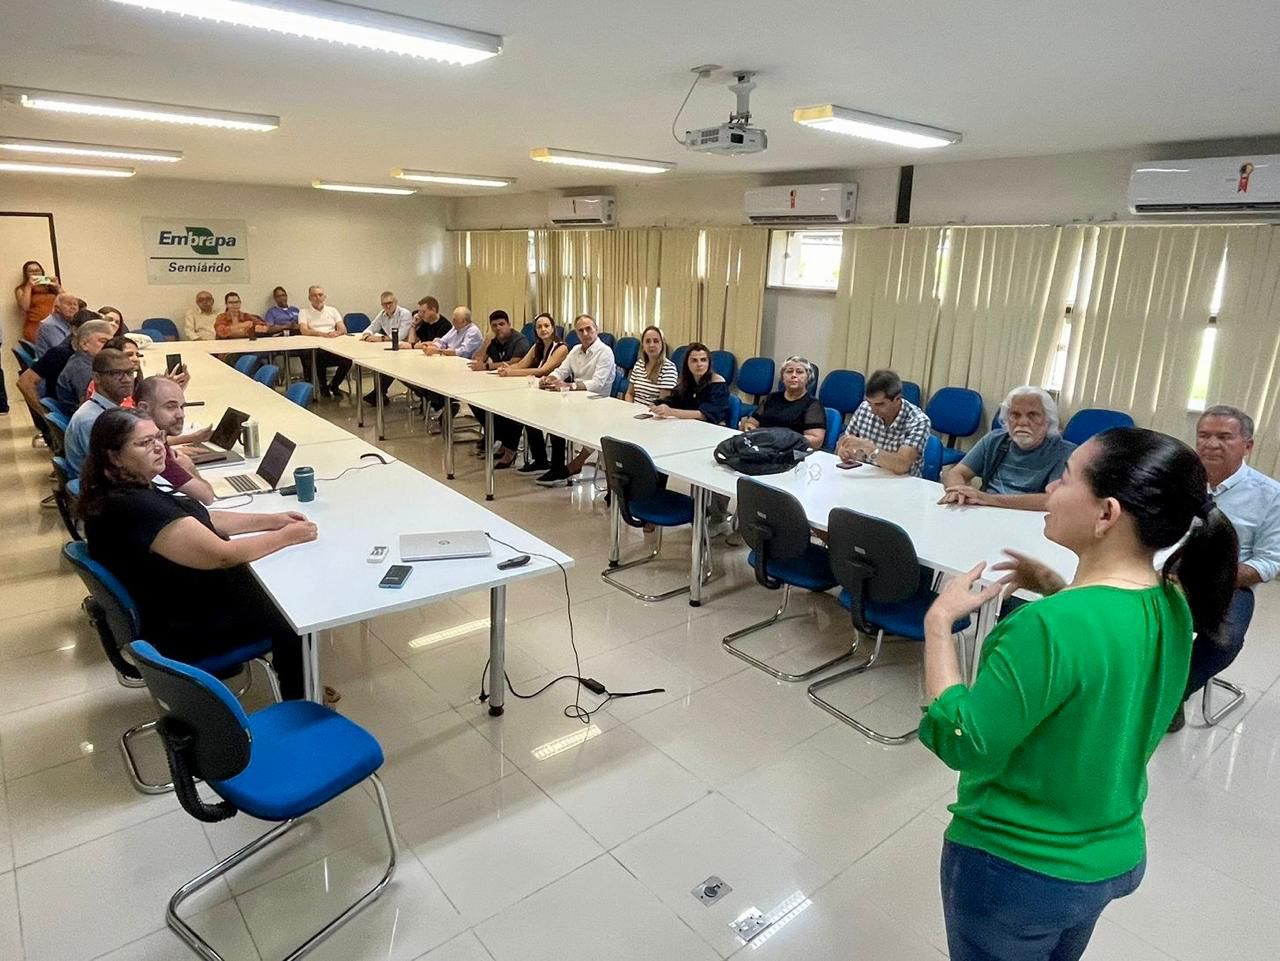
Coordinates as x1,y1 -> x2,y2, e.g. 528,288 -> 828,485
1085,427 -> 1238,636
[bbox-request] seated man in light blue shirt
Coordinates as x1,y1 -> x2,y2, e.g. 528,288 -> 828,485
421,306 -> 482,359
65,349 -> 137,475
361,290 -> 415,405
34,292 -> 82,358
1170,404 -> 1280,731
939,386 -> 1074,511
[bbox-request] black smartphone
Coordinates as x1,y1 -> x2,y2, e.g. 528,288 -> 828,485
378,564 -> 413,589
633,412 -> 654,420
836,460 -> 862,470
166,353 -> 183,375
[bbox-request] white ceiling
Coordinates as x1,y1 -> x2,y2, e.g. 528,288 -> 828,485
3,0 -> 1279,195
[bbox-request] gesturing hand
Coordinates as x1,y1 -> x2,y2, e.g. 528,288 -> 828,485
991,549 -> 1066,597
926,563 -> 1007,628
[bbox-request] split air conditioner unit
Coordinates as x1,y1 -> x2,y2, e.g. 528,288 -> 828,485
1129,155 -> 1280,214
548,195 -> 616,226
744,183 -> 857,225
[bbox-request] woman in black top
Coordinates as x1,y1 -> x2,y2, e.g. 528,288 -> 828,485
652,342 -> 730,425
79,409 -> 317,699
739,354 -> 826,449
497,313 -> 570,473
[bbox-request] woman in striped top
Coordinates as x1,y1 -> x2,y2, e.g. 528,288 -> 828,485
624,325 -> 678,407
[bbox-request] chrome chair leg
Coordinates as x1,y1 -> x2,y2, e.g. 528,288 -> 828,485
1202,675 -> 1245,726
807,629 -> 933,745
722,585 -> 858,682
602,526 -> 699,602
167,773 -> 398,961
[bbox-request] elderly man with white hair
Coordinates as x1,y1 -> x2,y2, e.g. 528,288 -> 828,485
938,385 -> 1074,511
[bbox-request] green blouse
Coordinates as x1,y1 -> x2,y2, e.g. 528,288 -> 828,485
920,584 -> 1192,882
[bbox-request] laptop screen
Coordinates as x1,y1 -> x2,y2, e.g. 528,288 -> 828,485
210,408 -> 250,450
255,433 -> 297,487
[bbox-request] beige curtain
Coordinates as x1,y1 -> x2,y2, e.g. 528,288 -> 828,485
452,232 -> 470,308
932,225 -> 1086,415
1207,225 -> 1280,473
828,227 -> 944,385
532,228 -> 660,335
657,228 -> 702,347
701,228 -> 768,358
1060,224 -> 1228,437
463,231 -> 530,326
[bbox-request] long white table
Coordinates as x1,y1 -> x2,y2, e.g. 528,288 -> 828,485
136,341 -> 573,712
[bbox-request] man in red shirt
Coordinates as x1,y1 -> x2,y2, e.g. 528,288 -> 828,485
133,376 -> 216,504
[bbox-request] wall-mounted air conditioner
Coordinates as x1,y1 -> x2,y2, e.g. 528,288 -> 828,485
744,183 -> 857,225
1129,155 -> 1280,214
548,195 -> 617,226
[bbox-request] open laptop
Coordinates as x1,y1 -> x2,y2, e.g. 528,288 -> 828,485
399,531 -> 492,562
210,433 -> 297,498
187,407 -> 250,465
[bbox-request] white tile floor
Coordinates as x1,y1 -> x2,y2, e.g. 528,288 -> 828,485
1,393 -> 1278,960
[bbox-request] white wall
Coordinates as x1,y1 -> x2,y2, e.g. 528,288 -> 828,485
2,176 -> 452,373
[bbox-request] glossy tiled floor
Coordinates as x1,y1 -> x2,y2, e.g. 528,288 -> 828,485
1,392 -> 1279,961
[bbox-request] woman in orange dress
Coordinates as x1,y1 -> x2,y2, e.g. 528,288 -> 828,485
14,260 -> 61,342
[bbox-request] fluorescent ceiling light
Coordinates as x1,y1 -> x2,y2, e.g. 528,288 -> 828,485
792,104 -> 961,149
105,0 -> 502,65
393,168 -> 513,188
529,147 -> 674,175
0,159 -> 135,178
0,136 -> 182,163
312,180 -> 416,195
2,86 -> 278,131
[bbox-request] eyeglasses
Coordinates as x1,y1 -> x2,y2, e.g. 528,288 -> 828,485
131,434 -> 167,451
381,301 -> 396,308
101,368 -> 136,378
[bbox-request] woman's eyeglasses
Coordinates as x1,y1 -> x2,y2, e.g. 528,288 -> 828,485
131,434 -> 167,451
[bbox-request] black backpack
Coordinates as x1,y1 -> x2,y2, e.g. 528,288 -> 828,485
714,428 -> 813,476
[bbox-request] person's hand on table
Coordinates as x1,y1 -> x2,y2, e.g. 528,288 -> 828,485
991,549 -> 1066,597
938,486 -> 991,506
925,562 -> 1007,630
468,357 -> 487,372
496,365 -> 515,377
253,323 -> 269,335
279,519 -> 319,545
541,375 -> 565,390
835,435 -> 869,463
422,343 -> 441,355
360,332 -> 378,342
738,416 -> 759,431
651,403 -> 674,417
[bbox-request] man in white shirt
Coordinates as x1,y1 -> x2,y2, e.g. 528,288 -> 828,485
535,313 -> 617,486
297,285 -> 352,397
1170,404 -> 1280,731
361,290 -> 414,405
182,290 -> 219,341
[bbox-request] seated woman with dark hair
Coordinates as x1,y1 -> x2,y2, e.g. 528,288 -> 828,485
738,354 -> 826,449
79,408 -> 318,699
651,342 -> 730,425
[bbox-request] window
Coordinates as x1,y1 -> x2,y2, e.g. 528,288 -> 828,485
1045,253 -> 1085,392
767,229 -> 842,290
1188,249 -> 1228,412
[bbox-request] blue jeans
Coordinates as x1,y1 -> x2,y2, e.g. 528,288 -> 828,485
941,841 -> 1144,961
1184,586 -> 1254,698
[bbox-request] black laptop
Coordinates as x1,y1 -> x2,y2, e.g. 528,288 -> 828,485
188,408 -> 251,465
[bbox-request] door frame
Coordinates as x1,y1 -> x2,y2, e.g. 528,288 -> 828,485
0,211 -> 61,280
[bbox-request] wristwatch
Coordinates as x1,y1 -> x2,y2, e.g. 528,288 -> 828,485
868,447 -> 881,466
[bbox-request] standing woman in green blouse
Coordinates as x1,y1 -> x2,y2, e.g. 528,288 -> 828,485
920,427 -> 1237,961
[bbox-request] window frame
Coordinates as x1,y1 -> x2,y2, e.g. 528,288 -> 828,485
765,228 -> 843,292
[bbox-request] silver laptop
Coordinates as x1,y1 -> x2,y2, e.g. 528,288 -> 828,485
211,433 -> 296,498
400,531 -> 492,562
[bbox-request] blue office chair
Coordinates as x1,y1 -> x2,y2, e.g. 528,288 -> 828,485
736,357 -> 775,403
600,436 -> 708,601
599,332 -> 616,349
921,435 -> 944,482
52,456 -> 81,541
728,395 -> 756,430
285,382 -> 314,407
1063,408 -> 1135,444
901,381 -> 923,407
40,398 -> 69,454
991,409 -> 1004,432
521,322 -> 536,344
233,354 -> 260,376
611,370 -> 630,399
128,640 -> 396,961
565,329 -> 580,349
818,370 -> 865,424
613,336 -> 641,372
343,312 -> 371,334
12,342 -> 36,372
253,364 -> 280,388
823,407 -> 842,454
723,478 -> 845,680
926,386 -> 984,466
140,318 -> 180,342
808,508 -> 971,744
670,344 -> 687,373
61,542 -> 279,795
710,350 -> 737,386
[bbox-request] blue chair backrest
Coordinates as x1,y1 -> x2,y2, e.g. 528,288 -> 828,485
670,345 -> 687,372
343,312 -> 371,334
599,332 -> 616,349
818,370 -> 865,416
140,318 -> 179,342
13,341 -> 37,370
991,409 -> 1004,432
565,329 -> 580,349
613,336 -> 641,372
727,395 -> 750,430
62,541 -> 141,665
710,350 -> 737,385
611,370 -> 629,398
1063,408 -> 1135,445
926,386 -> 984,440
253,364 -> 280,388
285,382 -> 313,407
922,435 -> 944,482
40,397 -> 70,430
778,363 -> 820,396
823,407 -> 842,453
901,381 -> 922,407
234,354 -> 259,376
521,322 -> 536,343
736,357 -> 775,400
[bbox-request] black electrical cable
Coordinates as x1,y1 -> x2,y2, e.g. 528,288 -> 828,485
211,455 -> 394,504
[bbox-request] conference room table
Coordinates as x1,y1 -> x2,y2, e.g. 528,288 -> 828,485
139,340 -> 573,711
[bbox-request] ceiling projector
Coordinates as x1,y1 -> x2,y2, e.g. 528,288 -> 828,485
681,69 -> 768,156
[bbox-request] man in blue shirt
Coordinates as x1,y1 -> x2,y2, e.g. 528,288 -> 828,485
55,319 -> 116,414
34,293 -> 82,357
1170,404 -> 1280,731
65,349 -> 137,475
261,286 -> 300,335
939,386 -> 1074,511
